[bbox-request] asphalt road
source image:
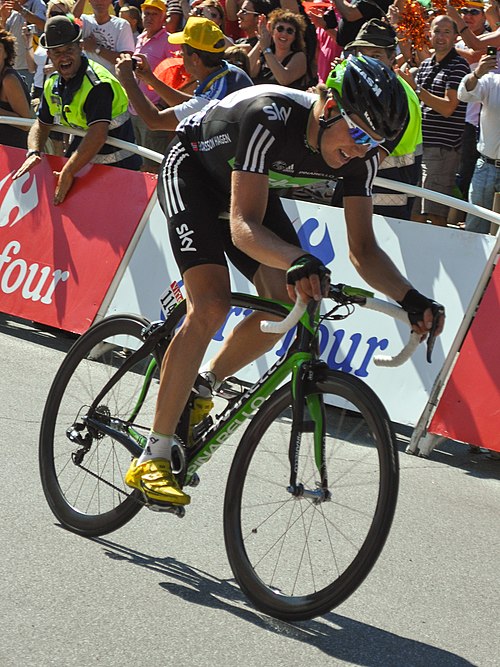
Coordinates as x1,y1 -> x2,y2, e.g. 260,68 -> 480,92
0,313 -> 498,667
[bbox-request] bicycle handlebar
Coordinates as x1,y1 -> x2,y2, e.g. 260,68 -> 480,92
260,288 -> 424,367
260,295 -> 308,335
362,298 -> 421,367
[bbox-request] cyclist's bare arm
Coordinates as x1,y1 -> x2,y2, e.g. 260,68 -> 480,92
230,171 -> 323,302
344,196 -> 445,337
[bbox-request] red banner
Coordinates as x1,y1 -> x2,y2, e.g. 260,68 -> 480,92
0,146 -> 156,333
429,262 -> 500,451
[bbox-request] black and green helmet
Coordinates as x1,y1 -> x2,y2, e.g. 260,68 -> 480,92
325,55 -> 408,140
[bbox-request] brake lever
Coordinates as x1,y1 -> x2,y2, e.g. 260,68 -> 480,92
426,305 -> 445,363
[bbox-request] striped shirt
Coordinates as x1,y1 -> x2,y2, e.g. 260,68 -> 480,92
415,48 -> 470,149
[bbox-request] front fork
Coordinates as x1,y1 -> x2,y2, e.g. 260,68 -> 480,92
287,360 -> 331,503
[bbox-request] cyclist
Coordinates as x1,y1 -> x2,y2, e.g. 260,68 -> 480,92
125,55 -> 445,506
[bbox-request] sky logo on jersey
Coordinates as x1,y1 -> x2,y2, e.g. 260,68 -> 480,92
263,103 -> 291,124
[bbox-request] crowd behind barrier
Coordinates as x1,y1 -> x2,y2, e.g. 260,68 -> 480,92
0,0 -> 499,227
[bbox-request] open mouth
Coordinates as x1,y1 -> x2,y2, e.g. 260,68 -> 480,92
59,60 -> 73,73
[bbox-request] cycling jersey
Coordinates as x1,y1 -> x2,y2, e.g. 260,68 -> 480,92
176,84 -> 379,197
159,85 -> 380,279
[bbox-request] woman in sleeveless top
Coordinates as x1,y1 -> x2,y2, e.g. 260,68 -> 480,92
249,8 -> 307,89
0,29 -> 32,150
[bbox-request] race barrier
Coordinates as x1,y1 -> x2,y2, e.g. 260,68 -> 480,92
1,120 -> 499,450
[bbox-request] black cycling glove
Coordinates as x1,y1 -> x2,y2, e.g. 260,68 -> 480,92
286,254 -> 331,286
398,289 -> 445,363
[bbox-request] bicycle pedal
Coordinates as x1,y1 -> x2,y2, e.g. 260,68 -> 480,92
216,376 -> 253,401
144,498 -> 186,518
186,473 -> 200,487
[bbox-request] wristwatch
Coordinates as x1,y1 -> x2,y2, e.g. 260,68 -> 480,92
26,149 -> 41,158
263,47 -> 273,55
95,46 -> 102,55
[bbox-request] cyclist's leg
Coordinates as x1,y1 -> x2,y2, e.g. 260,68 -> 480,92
126,141 -> 231,504
207,194 -> 301,382
152,264 -> 231,437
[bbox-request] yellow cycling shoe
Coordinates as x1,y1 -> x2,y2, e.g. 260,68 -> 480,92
125,458 -> 191,506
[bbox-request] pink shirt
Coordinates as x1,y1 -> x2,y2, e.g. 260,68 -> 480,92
134,28 -> 178,105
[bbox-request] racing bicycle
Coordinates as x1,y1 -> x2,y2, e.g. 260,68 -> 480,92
39,284 -> 424,621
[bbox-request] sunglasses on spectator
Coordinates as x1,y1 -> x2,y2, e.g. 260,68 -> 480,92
335,97 -> 383,149
238,8 -> 260,15
459,8 -> 482,15
195,8 -> 221,20
274,24 -> 295,35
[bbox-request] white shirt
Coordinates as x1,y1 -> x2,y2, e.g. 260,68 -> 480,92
81,15 -> 135,73
458,72 -> 500,160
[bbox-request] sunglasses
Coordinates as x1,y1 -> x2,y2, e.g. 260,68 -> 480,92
459,8 -> 482,15
195,8 -> 221,19
274,24 -> 295,35
336,97 -> 383,149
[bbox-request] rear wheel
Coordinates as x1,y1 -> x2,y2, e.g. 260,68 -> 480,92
224,371 -> 399,621
39,315 -> 162,536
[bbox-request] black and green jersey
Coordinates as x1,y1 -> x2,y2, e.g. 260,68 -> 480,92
176,84 -> 379,198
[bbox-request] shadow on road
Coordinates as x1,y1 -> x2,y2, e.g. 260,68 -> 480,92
92,536 -> 473,667
0,313 -> 77,353
395,425 -> 500,482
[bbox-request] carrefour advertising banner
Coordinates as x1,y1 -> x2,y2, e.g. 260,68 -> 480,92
0,146 -> 156,333
104,195 -> 496,426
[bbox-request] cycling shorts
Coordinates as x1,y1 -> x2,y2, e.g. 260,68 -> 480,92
157,140 -> 299,281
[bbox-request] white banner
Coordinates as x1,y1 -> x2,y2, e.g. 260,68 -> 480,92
103,195 -> 496,426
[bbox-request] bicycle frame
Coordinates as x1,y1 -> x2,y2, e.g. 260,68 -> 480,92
83,293 -> 329,493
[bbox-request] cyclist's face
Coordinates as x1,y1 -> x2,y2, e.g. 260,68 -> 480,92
318,100 -> 382,169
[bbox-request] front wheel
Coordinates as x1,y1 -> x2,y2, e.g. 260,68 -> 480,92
39,314 -> 161,537
223,371 -> 399,621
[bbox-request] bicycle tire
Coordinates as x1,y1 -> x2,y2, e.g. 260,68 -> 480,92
39,314 -> 164,537
223,370 -> 399,621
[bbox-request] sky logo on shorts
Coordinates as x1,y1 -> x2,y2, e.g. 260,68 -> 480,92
176,223 -> 196,252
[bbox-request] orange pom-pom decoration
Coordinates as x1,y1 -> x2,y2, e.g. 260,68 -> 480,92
398,1 -> 430,52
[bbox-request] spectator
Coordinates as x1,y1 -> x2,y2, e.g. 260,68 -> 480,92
192,0 -> 225,28
224,43 -> 250,73
332,0 -> 391,48
73,0 -> 135,73
115,16 -> 253,130
455,3 -> 491,201
399,14 -> 470,226
0,27 -> 32,149
235,0 -> 271,50
26,0 -> 75,100
26,0 -> 75,158
131,0 -> 177,172
458,50 -> 500,233
13,16 -> 140,204
338,19 -> 422,220
268,1 -> 318,84
113,0 -> 142,15
308,5 -> 342,84
119,5 -> 143,43
249,7 -> 307,87
164,0 -> 184,32
1,0 -> 47,89
448,1 -> 500,51
191,0 -> 235,44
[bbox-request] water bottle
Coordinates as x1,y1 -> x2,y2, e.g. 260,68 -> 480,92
188,374 -> 214,445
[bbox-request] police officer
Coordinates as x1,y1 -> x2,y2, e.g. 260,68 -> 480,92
13,15 -> 141,204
